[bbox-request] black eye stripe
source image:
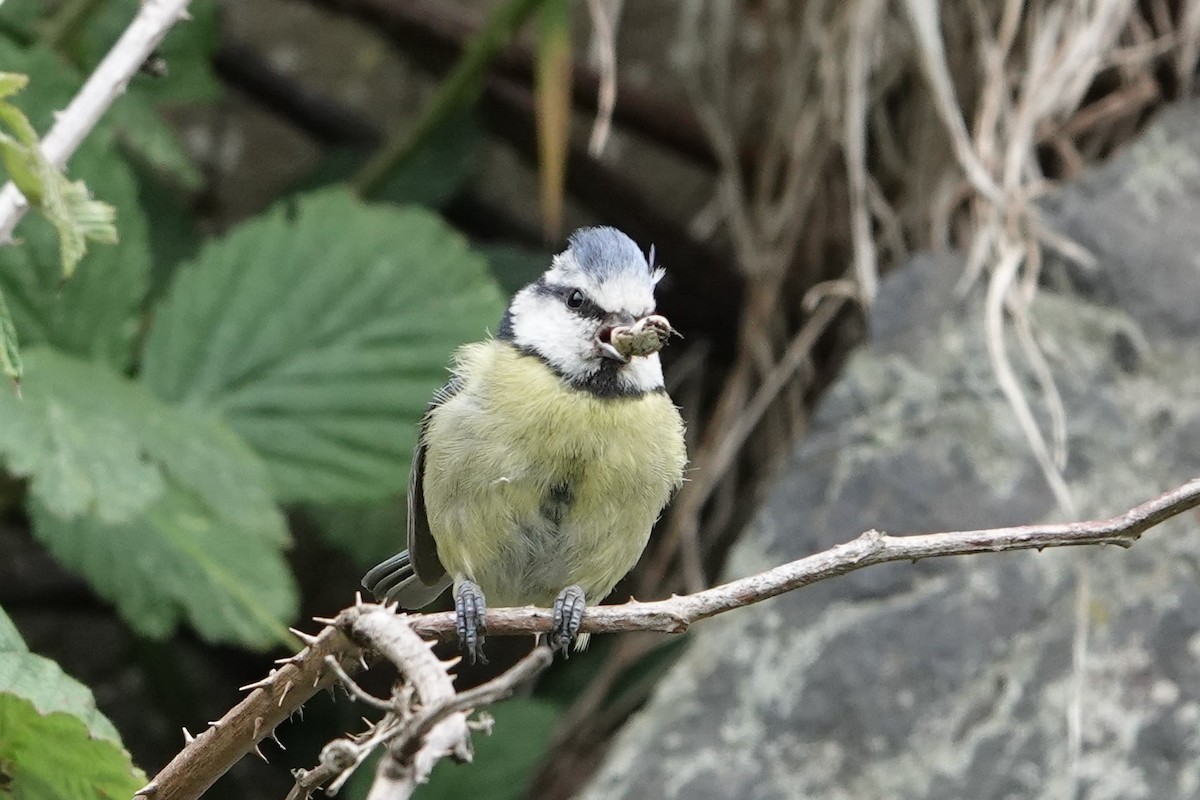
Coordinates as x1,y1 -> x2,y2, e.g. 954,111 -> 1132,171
572,294 -> 606,320
534,280 -> 607,319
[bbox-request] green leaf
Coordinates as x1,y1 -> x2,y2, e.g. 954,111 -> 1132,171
29,486 -> 296,648
108,91 -> 203,189
0,696 -> 144,800
0,606 -> 122,742
0,606 -> 23,651
0,349 -> 296,648
0,348 -> 164,524
0,606 -> 145,797
0,72 -> 29,101
309,499 -> 405,568
0,42 -> 149,369
81,0 -> 221,106
141,189 -> 505,504
0,287 -> 21,385
131,160 -> 202,305
477,243 -> 548,295
0,0 -> 44,40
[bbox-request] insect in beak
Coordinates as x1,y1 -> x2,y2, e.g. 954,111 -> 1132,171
598,314 -> 676,361
595,324 -> 630,363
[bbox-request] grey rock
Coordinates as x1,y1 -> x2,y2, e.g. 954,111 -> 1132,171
582,103 -> 1200,800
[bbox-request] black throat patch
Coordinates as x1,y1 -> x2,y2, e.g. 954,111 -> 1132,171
505,342 -> 659,399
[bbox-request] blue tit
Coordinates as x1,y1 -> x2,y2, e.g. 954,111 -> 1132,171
363,227 -> 688,661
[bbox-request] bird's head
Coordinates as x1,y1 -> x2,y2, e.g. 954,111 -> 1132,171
498,227 -> 672,397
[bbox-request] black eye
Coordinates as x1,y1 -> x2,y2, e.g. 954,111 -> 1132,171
566,289 -> 585,309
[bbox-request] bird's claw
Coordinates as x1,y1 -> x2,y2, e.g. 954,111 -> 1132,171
550,584 -> 586,657
455,580 -> 488,665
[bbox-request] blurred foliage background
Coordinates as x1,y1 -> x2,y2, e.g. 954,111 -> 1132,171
0,0 -> 1197,797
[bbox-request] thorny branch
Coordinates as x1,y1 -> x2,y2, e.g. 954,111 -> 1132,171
287,613 -> 552,800
139,477 -> 1200,800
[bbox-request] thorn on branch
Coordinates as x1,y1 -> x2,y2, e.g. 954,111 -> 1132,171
238,671 -> 276,692
324,654 -> 394,711
289,626 -> 320,646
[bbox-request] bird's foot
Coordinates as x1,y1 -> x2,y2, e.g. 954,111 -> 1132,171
455,580 -> 488,665
550,584 -> 586,658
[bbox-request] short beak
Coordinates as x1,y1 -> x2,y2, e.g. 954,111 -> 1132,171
596,312 -> 635,363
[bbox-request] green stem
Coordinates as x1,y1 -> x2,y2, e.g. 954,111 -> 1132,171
351,0 -> 549,199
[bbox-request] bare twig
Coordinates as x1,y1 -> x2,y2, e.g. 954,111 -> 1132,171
400,646 -> 553,749
406,477 -> 1200,639
286,645 -> 551,800
585,0 -> 621,156
0,0 -> 195,242
143,477 -> 1200,799
844,0 -> 885,304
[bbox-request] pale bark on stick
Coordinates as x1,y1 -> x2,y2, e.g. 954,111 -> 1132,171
404,476 -> 1200,638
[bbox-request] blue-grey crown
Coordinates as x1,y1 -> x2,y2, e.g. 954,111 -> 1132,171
568,227 -> 650,281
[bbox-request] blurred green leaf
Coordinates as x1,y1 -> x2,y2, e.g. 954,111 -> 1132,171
476,243 -> 548,295
0,42 -> 149,369
0,607 -> 22,650
0,696 -> 145,800
0,349 -> 296,648
131,160 -> 202,304
308,498 -> 405,568
141,189 -> 505,505
0,605 -> 145,798
0,348 -> 163,524
30,486 -> 296,648
0,0 -> 43,42
0,606 -> 123,742
0,287 -> 21,385
109,91 -> 203,189
299,112 -> 479,210
81,0 -> 221,105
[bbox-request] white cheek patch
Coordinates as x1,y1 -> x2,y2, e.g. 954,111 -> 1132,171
510,290 -> 597,380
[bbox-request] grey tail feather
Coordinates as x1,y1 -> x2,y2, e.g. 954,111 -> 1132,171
362,551 -> 451,609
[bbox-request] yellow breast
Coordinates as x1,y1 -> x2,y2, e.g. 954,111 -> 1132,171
421,340 -> 687,605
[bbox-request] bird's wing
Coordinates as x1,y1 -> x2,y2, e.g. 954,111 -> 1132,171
407,378 -> 460,584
